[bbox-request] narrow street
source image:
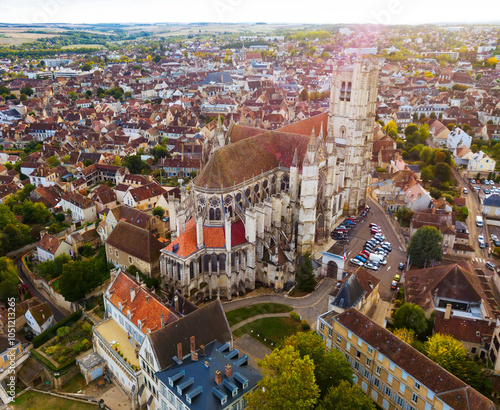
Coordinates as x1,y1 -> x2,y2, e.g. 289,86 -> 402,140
15,259 -> 68,323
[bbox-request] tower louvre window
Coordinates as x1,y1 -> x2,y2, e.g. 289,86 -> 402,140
346,82 -> 352,102
340,81 -> 346,101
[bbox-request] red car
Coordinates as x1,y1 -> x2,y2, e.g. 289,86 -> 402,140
370,228 -> 381,235
360,250 -> 370,258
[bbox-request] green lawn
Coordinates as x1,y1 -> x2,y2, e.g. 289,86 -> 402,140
225,303 -> 292,326
12,390 -> 97,409
61,373 -> 87,393
232,317 -> 302,348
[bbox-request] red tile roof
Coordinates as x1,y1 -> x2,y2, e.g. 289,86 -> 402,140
37,233 -> 60,255
108,270 -> 179,333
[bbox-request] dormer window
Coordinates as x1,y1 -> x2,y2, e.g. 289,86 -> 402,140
127,310 -> 131,319
118,302 -> 122,310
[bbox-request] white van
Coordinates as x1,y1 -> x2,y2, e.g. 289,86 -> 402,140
369,253 -> 385,264
476,216 -> 483,227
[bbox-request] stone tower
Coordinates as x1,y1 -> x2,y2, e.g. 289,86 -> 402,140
330,57 -> 379,215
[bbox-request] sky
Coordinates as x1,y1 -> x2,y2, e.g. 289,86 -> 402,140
0,0 -> 499,26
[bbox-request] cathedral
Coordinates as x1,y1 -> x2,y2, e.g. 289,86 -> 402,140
159,57 -> 380,301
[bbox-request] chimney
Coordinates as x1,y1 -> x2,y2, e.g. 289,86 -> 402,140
145,294 -> 150,303
177,342 -> 183,361
444,303 -> 452,320
190,336 -> 196,353
225,364 -> 232,378
204,360 -> 210,368
215,370 -> 222,385
200,344 -> 205,355
160,313 -> 164,328
191,350 -> 199,361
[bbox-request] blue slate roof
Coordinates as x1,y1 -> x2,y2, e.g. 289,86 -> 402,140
332,274 -> 366,310
483,193 -> 500,207
156,340 -> 261,410
201,72 -> 233,85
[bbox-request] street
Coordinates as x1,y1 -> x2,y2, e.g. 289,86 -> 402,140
342,198 -> 407,301
15,259 -> 68,323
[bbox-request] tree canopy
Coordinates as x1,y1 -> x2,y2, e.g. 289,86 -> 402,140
0,257 -> 20,302
407,226 -> 443,268
246,345 -> 320,410
317,380 -> 375,410
123,154 -> 150,174
282,332 -> 352,396
424,333 -> 483,389
296,253 -> 316,293
392,303 -> 428,337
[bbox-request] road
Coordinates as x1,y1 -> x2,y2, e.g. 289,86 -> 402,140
16,259 -> 68,322
343,198 -> 407,301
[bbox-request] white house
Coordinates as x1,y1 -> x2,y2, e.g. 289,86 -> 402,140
24,302 -> 54,335
36,233 -> 73,262
405,182 -> 432,212
59,191 -> 97,223
446,127 -> 472,152
468,150 -> 496,174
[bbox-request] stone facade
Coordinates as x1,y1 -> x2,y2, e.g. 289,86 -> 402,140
160,58 -> 380,300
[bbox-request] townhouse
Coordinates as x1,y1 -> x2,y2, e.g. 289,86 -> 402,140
318,308 -> 495,410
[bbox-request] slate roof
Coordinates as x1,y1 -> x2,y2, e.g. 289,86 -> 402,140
483,193 -> 500,207
28,302 -> 53,326
110,205 -> 152,230
334,309 -> 495,410
149,299 -> 231,371
106,221 -> 164,264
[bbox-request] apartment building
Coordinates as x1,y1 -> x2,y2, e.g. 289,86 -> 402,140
317,308 -> 494,410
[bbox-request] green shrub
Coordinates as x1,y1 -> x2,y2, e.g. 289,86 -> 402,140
82,323 -> 92,335
300,320 -> 310,331
32,311 -> 83,348
45,345 -> 58,355
57,326 -> 70,338
58,356 -> 67,363
289,311 -> 301,322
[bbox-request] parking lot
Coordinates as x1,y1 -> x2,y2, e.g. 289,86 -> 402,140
332,199 -> 408,301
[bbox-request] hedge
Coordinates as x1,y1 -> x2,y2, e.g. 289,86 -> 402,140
30,349 -> 76,375
32,310 -> 83,348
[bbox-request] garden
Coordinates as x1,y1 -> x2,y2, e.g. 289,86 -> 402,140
33,319 -> 93,368
225,303 -> 292,327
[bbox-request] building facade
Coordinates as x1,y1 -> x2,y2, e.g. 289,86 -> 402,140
160,58 -> 380,300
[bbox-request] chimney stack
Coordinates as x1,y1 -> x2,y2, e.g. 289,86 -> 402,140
444,303 -> 452,320
130,287 -> 136,302
215,370 -> 222,385
225,364 -> 232,378
174,295 -> 179,312
160,313 -> 164,328
190,336 -> 196,352
177,342 -> 183,361
200,344 -> 205,355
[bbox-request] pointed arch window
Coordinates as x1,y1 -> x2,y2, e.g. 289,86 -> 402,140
340,81 -> 346,101
346,82 -> 352,102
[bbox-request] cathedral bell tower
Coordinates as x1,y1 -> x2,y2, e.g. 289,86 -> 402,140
330,57 -> 379,215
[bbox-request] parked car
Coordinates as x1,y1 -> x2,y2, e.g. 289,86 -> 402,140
350,258 -> 364,266
398,262 -> 405,270
490,180 -> 495,185
360,210 -> 367,217
369,223 -> 379,228
463,188 -> 468,194
354,255 -> 367,263
483,189 -> 490,194
370,228 -> 381,235
486,261 -> 495,271
380,243 -> 392,252
374,234 -> 386,242
364,262 -> 379,271
391,274 -> 401,288
485,180 -> 490,185
360,250 -> 370,258
474,186 -> 481,192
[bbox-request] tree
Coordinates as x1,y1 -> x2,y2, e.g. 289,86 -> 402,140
460,206 -> 469,220
123,155 -> 150,174
21,201 -> 51,225
434,162 -> 452,183
0,257 -> 20,302
317,380 -> 375,410
395,207 -> 414,227
245,345 -> 320,410
296,253 -> 316,293
151,144 -> 168,161
0,204 -> 17,229
47,155 -> 60,168
407,226 -> 443,268
424,333 -> 483,388
393,328 -> 415,345
283,332 -> 352,396
152,206 -> 165,218
299,88 -> 309,101
20,86 -> 34,97
59,260 -> 97,302
392,303 -> 428,337
113,156 -> 121,166
81,62 -> 92,71
421,166 -> 434,183
405,123 -> 419,136
83,159 -> 93,167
